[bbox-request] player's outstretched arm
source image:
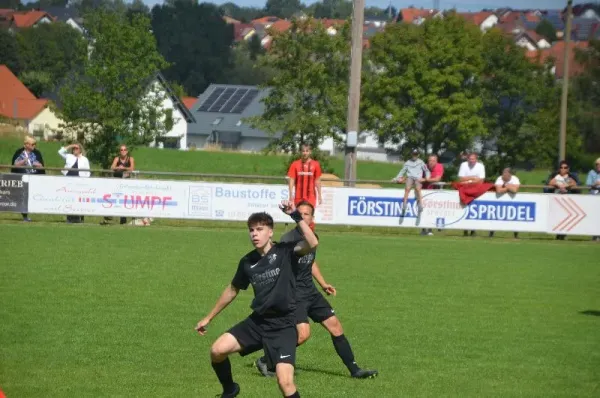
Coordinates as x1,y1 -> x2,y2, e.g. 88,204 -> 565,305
312,261 -> 336,296
279,200 -> 318,256
195,284 -> 239,335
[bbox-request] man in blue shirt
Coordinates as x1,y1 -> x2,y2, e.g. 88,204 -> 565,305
586,159 -> 600,241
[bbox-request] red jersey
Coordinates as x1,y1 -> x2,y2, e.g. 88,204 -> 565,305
287,159 -> 322,207
423,163 -> 444,189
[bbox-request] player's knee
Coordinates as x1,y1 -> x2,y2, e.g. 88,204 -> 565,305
209,342 -> 228,361
210,336 -> 235,361
276,365 -> 296,395
297,324 -> 310,345
325,316 -> 344,336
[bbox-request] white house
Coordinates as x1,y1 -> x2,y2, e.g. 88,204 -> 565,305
145,73 -> 195,150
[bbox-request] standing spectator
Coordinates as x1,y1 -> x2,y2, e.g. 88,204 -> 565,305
392,149 -> 430,215
458,153 -> 486,236
287,143 -> 322,208
585,158 -> 600,241
11,136 -> 46,222
421,155 -> 445,235
548,160 -> 578,240
58,143 -> 91,223
102,145 -> 135,226
489,168 -> 520,239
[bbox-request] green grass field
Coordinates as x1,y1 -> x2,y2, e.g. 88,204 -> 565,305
1,223 -> 599,397
0,136 -> 551,186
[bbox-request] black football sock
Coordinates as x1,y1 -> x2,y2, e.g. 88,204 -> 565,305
211,358 -> 236,392
331,334 -> 360,374
285,392 -> 300,398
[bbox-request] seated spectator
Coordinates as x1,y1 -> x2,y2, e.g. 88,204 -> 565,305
59,143 -> 91,223
549,161 -> 578,194
586,158 -> 600,195
548,160 -> 579,240
489,168 -> 520,239
585,158 -> 600,241
11,136 -> 46,222
458,153 -> 485,236
421,155 -> 444,236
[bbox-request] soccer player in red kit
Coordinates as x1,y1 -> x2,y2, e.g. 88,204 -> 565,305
287,144 -> 322,208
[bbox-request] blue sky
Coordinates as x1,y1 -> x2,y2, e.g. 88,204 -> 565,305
137,1 -> 590,12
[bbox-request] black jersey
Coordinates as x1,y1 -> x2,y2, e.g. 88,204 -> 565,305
113,157 -> 131,178
232,241 -> 300,323
280,227 -> 320,299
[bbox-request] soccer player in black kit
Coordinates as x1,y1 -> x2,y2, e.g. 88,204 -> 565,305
252,201 -> 378,379
196,200 -> 317,398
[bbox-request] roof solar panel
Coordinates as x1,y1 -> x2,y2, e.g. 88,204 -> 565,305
197,87 -> 225,112
231,89 -> 259,114
221,88 -> 249,113
208,87 -> 236,112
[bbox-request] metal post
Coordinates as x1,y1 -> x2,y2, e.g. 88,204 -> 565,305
344,0 -> 365,187
559,0 -> 573,163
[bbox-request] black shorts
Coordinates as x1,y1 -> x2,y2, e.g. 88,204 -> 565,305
230,314 -> 298,366
296,292 -> 335,324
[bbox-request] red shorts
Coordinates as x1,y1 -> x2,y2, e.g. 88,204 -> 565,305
294,197 -> 317,208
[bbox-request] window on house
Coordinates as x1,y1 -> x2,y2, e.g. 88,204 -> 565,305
212,117 -> 223,125
236,120 -> 242,126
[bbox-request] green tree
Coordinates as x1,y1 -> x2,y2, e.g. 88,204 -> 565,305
247,18 -> 350,153
480,29 -> 563,174
264,0 -> 303,18
0,0 -> 21,8
222,44 -> 276,86
535,19 -> 557,43
363,13 -> 485,157
58,10 -> 170,168
151,0 -> 234,96
573,39 -> 600,153
19,70 -> 52,97
16,22 -> 87,91
309,0 -> 352,19
0,28 -> 21,75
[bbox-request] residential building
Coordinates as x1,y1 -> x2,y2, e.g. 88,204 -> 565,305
526,41 -> 589,80
0,65 -> 64,138
187,84 -> 275,151
187,84 -> 397,160
458,11 -> 499,31
40,6 -> 85,34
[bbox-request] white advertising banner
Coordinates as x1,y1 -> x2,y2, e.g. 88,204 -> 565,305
25,176 -> 599,235
330,188 -> 551,232
27,175 -> 188,218
547,194 -> 599,236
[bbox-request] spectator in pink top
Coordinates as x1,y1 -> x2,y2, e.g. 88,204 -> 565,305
421,155 -> 445,236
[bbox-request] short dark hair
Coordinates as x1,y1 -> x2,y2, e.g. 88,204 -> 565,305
296,201 -> 315,215
559,160 -> 569,168
301,143 -> 312,150
247,212 -> 274,229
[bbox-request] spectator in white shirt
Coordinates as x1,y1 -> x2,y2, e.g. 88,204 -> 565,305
58,143 -> 91,223
458,153 -> 486,184
458,153 -> 486,236
489,168 -> 521,239
494,167 -> 520,194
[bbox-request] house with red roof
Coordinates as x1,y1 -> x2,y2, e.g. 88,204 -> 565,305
395,7 -> 442,25
458,11 -> 498,31
526,41 -> 589,80
0,65 -> 64,139
5,10 -> 54,31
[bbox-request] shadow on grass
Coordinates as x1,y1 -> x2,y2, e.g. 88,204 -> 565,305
579,310 -> 600,317
243,362 -> 347,378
